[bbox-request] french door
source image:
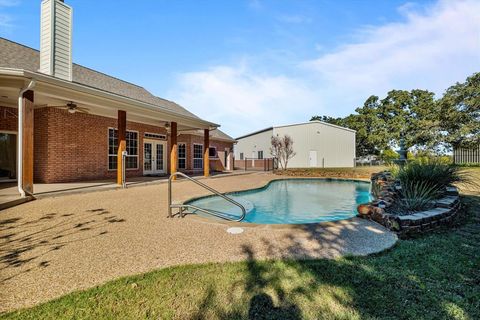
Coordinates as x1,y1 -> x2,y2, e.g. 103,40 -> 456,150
143,140 -> 166,175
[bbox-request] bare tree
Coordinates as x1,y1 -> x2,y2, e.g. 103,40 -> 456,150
270,136 -> 283,169
281,135 -> 296,169
270,135 -> 296,170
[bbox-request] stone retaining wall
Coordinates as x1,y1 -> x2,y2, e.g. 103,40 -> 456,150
357,172 -> 462,238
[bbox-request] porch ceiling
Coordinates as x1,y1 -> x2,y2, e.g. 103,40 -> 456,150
0,70 -> 218,131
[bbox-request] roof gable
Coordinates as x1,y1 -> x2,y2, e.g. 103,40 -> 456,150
0,37 -> 199,119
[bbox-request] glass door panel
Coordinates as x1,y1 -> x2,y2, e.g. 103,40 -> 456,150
144,142 -> 152,172
156,143 -> 164,171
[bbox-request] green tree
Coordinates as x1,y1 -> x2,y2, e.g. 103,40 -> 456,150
380,148 -> 399,164
439,72 -> 480,149
310,115 -> 344,126
354,95 -> 387,155
310,72 -> 478,156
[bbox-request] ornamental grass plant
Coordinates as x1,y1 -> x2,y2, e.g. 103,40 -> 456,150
391,159 -> 474,213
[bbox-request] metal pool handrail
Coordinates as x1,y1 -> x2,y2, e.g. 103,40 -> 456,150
167,172 -> 247,222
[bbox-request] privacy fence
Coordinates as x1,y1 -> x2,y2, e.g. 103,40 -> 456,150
453,145 -> 480,164
234,158 -> 278,171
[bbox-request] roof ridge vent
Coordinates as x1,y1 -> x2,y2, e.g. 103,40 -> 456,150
39,0 -> 73,81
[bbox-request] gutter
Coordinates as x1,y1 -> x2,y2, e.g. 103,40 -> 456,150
0,67 -> 219,129
17,79 -> 36,198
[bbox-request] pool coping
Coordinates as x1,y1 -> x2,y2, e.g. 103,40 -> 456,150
181,176 -> 372,230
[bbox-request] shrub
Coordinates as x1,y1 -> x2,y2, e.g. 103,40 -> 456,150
394,160 -> 469,194
411,155 -> 453,165
381,149 -> 399,164
396,181 -> 441,214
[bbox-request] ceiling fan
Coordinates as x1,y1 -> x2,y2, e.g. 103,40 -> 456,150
47,101 -> 90,114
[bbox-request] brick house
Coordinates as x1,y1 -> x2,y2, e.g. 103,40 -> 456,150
0,0 -> 234,196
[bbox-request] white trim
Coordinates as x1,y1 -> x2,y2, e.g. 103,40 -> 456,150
225,148 -> 231,171
143,139 -> 167,175
107,127 -> 139,171
0,68 -> 219,129
0,130 -> 17,135
274,120 -> 356,133
144,132 -> 167,140
177,142 -> 187,170
208,146 -> 218,159
192,143 -> 203,170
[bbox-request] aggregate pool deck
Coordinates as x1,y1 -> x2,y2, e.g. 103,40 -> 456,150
0,173 -> 397,313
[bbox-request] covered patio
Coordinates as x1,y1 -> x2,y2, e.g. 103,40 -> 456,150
0,68 -> 219,207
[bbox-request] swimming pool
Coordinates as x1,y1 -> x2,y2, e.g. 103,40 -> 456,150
185,179 -> 371,224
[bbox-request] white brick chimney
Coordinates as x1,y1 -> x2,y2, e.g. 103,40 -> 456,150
39,0 -> 73,81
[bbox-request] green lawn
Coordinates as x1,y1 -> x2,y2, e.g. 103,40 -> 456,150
2,191 -> 479,319
3,168 -> 479,320
278,166 -> 387,179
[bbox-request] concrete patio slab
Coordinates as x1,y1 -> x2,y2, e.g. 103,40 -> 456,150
0,171 -> 252,210
0,173 -> 396,313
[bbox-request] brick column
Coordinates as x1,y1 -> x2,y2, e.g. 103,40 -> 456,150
170,122 -> 177,179
117,110 -> 126,185
204,129 -> 210,177
22,90 -> 34,194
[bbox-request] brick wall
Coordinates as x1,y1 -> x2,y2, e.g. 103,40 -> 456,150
34,107 -> 170,183
0,106 -> 17,131
177,133 -> 233,172
1,106 -> 234,183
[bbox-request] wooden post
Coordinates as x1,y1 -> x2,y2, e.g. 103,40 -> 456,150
204,129 -> 209,177
22,90 -> 34,194
170,122 -> 177,180
117,110 -> 126,185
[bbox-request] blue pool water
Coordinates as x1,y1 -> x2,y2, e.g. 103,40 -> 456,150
186,179 -> 371,224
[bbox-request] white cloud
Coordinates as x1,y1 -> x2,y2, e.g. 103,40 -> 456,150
305,0 -> 480,99
0,0 -> 19,32
167,0 -> 480,137
168,64 -> 323,137
0,13 -> 12,28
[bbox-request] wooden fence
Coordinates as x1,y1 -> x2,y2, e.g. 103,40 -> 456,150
453,145 -> 480,164
234,158 -> 278,171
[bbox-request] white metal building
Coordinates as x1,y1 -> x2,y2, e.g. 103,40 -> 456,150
235,121 -> 356,168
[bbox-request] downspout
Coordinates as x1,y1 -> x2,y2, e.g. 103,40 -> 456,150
17,80 -> 36,198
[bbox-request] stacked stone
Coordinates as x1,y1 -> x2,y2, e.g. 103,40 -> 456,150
357,171 -> 399,226
357,171 -> 461,238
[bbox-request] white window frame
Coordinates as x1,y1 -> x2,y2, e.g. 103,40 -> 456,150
178,142 -> 187,170
192,143 -> 203,170
144,132 -> 167,140
107,127 -> 139,171
240,152 -> 244,160
258,150 -> 264,159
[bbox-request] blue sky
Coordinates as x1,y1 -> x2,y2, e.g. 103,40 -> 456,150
1,0 -> 479,137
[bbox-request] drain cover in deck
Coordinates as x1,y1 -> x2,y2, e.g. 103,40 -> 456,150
227,227 -> 244,234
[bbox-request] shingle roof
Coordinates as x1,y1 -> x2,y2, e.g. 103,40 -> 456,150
0,37 -> 199,119
211,129 -> 235,142
179,128 -> 235,142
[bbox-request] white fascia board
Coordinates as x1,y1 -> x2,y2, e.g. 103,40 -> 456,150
274,120 -> 356,133
0,67 -> 219,130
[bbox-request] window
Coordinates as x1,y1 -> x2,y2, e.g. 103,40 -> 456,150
240,152 -> 244,160
258,151 -> 264,159
108,128 -> 138,170
144,132 -> 166,140
209,147 -> 217,158
193,144 -> 203,169
178,143 -> 186,169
